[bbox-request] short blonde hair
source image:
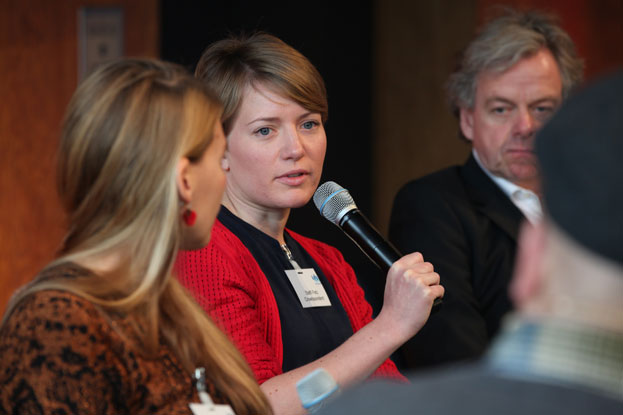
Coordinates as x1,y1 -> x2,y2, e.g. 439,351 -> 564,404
195,32 -> 328,133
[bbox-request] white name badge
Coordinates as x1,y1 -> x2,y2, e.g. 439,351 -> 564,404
189,403 -> 235,415
285,268 -> 332,308
190,391 -> 236,415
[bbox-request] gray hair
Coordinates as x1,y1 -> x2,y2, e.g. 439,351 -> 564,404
447,9 -> 584,115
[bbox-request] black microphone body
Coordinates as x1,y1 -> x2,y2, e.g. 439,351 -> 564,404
314,181 -> 442,308
339,209 -> 401,273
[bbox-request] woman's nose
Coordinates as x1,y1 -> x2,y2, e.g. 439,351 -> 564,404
281,128 -> 304,160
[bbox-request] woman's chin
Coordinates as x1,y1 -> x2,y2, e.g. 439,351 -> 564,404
283,193 -> 314,209
181,229 -> 212,251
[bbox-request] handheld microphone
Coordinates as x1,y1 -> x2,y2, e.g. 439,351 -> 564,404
313,181 -> 401,273
313,181 -> 442,307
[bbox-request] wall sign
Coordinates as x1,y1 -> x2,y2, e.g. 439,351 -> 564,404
78,7 -> 124,81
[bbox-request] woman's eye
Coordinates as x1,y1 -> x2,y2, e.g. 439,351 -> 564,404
302,121 -> 318,129
256,127 -> 271,136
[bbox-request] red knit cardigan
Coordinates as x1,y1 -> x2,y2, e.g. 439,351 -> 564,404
176,219 -> 405,384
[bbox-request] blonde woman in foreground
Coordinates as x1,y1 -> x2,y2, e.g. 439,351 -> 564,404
0,59 -> 271,415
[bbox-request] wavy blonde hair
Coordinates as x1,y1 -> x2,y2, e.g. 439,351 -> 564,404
2,59 -> 271,414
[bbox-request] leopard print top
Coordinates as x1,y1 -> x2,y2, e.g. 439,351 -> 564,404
0,265 -> 226,414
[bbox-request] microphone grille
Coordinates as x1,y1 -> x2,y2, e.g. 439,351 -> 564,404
313,181 -> 357,225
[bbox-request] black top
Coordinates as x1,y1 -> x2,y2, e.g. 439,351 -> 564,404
218,206 -> 354,371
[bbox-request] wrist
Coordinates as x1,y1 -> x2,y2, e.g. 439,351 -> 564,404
370,311 -> 413,349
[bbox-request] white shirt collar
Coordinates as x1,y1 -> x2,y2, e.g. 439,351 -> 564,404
472,149 -> 542,225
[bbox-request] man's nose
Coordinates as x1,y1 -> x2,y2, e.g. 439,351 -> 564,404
514,107 -> 537,137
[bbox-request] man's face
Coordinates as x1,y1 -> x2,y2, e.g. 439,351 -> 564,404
460,48 -> 563,193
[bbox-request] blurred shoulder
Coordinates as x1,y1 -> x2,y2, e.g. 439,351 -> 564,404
322,364 -> 623,415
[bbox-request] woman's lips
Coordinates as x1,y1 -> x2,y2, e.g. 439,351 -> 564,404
276,170 -> 309,186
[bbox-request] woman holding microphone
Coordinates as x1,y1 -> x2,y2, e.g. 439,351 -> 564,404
177,33 -> 443,415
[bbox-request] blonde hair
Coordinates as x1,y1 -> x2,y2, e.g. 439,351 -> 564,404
2,59 -> 271,414
195,32 -> 328,134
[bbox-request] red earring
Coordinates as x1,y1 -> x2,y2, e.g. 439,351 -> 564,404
182,208 -> 197,226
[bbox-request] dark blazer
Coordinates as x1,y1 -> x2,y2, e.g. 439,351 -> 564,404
388,154 -> 524,370
317,366 -> 623,415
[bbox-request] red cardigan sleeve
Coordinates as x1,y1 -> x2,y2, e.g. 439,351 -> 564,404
176,220 -> 284,384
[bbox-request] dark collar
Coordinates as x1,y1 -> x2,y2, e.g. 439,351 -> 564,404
460,154 -> 525,241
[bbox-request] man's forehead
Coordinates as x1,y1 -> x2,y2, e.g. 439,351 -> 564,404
474,51 -> 563,103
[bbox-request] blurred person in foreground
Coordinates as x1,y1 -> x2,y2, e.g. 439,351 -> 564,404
0,59 -> 271,414
176,33 -> 444,415
320,70 -> 623,414
389,9 -> 584,370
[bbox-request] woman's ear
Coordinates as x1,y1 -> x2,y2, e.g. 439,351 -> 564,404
176,157 -> 192,204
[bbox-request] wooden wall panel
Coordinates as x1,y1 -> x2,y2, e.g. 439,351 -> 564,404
0,0 -> 158,313
373,0 -> 475,234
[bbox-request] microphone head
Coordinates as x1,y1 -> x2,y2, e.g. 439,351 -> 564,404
313,181 -> 357,225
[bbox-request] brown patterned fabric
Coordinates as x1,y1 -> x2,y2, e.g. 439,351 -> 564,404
0,266 -> 226,414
